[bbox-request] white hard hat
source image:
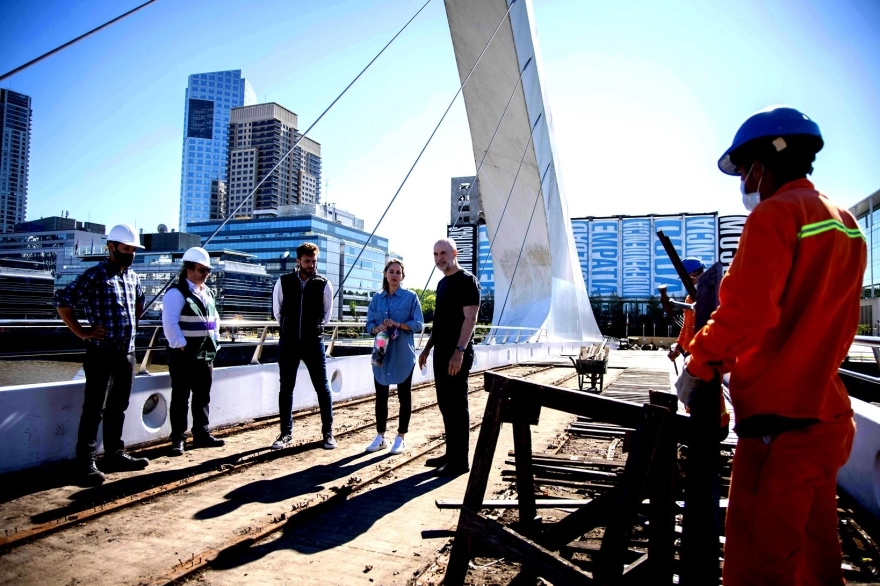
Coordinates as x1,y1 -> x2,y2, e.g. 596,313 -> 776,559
107,224 -> 144,249
182,247 -> 211,268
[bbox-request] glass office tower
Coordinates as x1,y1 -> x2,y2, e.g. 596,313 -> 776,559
179,70 -> 256,229
0,90 -> 32,234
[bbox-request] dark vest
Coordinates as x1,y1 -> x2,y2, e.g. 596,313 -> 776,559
279,272 -> 327,342
174,279 -> 220,362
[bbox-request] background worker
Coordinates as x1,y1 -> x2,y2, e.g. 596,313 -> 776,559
271,242 -> 336,451
667,257 -> 705,362
364,259 -> 424,455
418,239 -> 480,476
162,247 -> 225,456
55,223 -> 150,486
678,106 -> 866,585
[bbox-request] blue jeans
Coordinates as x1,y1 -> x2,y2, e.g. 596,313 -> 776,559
278,337 -> 333,435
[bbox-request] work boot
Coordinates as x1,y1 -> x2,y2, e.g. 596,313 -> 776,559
75,460 -> 106,487
101,451 -> 149,472
169,440 -> 185,457
436,462 -> 469,477
192,434 -> 225,449
424,454 -> 447,468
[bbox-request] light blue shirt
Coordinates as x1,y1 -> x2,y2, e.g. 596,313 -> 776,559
366,287 -> 424,385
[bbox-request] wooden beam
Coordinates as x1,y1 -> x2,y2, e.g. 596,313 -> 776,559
513,418 -> 538,529
537,487 -> 620,551
595,405 -> 670,583
445,373 -> 510,585
458,508 -> 593,585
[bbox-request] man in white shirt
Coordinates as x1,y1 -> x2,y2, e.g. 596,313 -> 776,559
271,242 -> 336,450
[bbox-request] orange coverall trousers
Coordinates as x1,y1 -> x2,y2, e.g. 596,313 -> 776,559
723,413 -> 855,586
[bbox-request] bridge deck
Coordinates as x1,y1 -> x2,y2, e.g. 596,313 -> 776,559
1,351 -> 876,585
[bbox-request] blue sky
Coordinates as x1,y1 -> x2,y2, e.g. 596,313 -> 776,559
2,0 -> 879,288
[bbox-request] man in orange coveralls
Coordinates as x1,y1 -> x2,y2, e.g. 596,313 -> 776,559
676,105 -> 866,586
667,257 -> 705,363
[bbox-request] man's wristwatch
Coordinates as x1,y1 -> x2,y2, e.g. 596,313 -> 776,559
455,345 -> 467,353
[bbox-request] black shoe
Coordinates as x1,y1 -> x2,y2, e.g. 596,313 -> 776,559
75,460 -> 106,487
192,434 -> 225,448
101,451 -> 149,472
436,463 -> 469,477
169,440 -> 185,457
425,455 -> 448,468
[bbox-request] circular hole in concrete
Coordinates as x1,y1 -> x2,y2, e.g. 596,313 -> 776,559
330,369 -> 343,394
142,393 -> 167,432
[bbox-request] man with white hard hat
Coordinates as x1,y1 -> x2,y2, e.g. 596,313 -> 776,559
162,247 -> 225,457
56,223 -> 150,486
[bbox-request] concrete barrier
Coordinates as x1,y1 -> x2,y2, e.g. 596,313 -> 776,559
838,397 -> 880,518
0,342 -> 581,474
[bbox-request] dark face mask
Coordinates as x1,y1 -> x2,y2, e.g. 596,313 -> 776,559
111,249 -> 135,268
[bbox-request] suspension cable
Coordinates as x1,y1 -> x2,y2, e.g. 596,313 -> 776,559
335,0 -> 518,301
142,0 -> 433,315
0,0 -> 159,83
416,56 -> 533,302
493,162 -> 551,329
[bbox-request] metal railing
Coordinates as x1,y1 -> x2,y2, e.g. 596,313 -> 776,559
841,335 -> 880,384
0,319 -> 548,375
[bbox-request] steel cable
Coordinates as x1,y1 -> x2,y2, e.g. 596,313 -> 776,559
335,0 -> 519,301
142,0 -> 433,314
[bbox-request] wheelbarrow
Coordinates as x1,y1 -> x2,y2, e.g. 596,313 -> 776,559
568,356 -> 607,392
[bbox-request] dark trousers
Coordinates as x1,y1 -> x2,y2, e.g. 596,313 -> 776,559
433,348 -> 473,467
278,337 -> 333,435
374,368 -> 414,435
76,345 -> 135,461
168,349 -> 213,441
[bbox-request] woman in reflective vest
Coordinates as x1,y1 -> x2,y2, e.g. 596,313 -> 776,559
162,247 -> 225,456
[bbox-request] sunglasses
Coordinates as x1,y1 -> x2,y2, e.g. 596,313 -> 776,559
193,267 -> 211,275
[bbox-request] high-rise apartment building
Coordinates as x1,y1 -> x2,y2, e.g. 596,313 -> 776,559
0,90 -> 32,233
450,175 -> 483,225
225,103 -> 322,218
179,70 -> 256,229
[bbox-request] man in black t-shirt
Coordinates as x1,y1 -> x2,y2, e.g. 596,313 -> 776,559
419,238 -> 480,476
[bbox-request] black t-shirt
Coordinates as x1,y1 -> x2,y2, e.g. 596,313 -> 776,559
433,269 -> 480,352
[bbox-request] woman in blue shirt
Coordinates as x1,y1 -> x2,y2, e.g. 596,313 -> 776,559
364,259 -> 424,454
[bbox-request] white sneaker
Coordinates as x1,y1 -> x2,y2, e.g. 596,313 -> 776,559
271,433 -> 292,450
390,435 -> 406,455
365,434 -> 387,452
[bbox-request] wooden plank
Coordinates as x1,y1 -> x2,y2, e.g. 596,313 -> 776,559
595,405 -> 669,583
445,373 -> 510,585
436,498 -> 594,510
457,508 -> 593,586
512,418 -> 537,529
537,487 -> 620,551
502,464 -> 618,480
647,391 -> 677,582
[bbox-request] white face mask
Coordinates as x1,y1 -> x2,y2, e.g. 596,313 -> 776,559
740,163 -> 763,212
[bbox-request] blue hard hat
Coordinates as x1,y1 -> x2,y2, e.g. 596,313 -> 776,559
718,106 -> 823,175
682,258 -> 706,274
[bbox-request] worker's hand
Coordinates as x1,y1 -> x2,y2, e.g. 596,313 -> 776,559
372,324 -> 387,335
667,344 -> 681,362
674,367 -> 701,407
448,351 -> 464,376
418,350 -> 429,370
80,325 -> 107,341
382,318 -> 399,329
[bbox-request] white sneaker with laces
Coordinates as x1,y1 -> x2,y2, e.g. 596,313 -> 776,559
390,435 -> 406,455
365,434 -> 387,452
271,434 -> 292,450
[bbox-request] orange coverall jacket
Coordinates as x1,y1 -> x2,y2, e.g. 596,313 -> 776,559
687,178 -> 865,424
687,178 -> 866,586
675,295 -> 696,350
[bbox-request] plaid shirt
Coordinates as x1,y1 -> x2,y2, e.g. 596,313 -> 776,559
55,260 -> 145,353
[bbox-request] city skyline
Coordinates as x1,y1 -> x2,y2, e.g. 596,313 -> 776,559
2,0 -> 878,289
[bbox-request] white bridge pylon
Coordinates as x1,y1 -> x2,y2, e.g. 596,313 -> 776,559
445,0 -> 601,342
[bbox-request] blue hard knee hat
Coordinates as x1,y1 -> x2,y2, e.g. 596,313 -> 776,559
718,106 -> 823,175
682,258 -> 706,274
